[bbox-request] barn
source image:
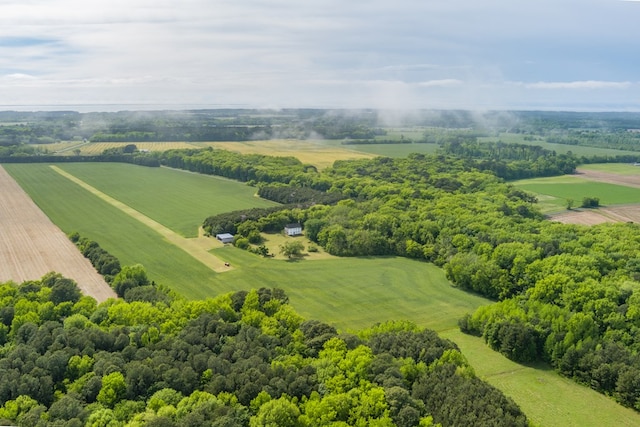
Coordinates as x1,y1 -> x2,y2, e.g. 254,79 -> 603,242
216,233 -> 234,244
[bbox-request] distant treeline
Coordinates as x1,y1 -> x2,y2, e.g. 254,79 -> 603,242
0,154 -> 160,167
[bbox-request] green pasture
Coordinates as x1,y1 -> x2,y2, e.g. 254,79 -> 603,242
320,139 -> 439,158
513,175 -> 640,213
50,163 -> 278,237
441,330 -> 640,427
4,163 -> 221,298
479,133 -> 639,158
209,246 -> 491,332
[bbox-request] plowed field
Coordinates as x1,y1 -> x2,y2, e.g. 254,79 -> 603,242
0,165 -> 116,302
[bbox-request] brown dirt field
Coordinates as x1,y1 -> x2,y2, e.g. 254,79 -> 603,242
0,166 -> 116,303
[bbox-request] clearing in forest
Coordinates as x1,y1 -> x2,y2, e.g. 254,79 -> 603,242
0,165 -> 116,303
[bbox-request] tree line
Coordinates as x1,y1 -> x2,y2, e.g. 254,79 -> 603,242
0,276 -> 528,426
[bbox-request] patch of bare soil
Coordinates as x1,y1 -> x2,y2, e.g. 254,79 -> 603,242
0,166 -> 116,303
575,168 -> 640,188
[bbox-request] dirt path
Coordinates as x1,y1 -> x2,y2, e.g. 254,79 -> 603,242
0,165 -> 116,303
50,166 -> 231,273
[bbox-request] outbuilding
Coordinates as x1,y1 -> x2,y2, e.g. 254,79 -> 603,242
216,233 -> 234,244
284,223 -> 302,236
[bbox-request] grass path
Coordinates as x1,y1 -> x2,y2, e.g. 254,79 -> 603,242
50,165 -> 231,273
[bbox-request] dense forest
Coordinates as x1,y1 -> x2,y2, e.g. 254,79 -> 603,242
0,276 -> 528,427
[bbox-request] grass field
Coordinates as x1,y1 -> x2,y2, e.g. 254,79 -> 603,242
441,330 -> 640,427
49,163 -> 278,237
513,175 -> 640,213
195,140 -> 374,169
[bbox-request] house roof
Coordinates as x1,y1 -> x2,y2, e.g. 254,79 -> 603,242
216,233 -> 234,239
285,223 -> 302,228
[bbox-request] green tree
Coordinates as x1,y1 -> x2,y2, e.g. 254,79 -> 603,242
280,241 -> 305,259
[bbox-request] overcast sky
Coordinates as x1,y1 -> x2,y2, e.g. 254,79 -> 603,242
1,0 -> 639,111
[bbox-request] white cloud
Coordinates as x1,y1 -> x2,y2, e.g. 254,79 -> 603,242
523,81 -> 632,90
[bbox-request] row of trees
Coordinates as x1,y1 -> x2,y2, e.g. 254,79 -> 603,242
0,277 -> 528,426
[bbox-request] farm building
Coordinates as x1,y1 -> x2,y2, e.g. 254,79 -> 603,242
216,233 -> 234,244
284,223 -> 303,236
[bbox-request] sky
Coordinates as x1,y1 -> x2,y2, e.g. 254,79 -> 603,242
1,0 -> 640,112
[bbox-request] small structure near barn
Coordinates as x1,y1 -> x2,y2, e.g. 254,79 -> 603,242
284,223 -> 303,236
216,233 -> 234,244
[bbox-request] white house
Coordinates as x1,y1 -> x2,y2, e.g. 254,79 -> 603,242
216,233 -> 234,244
284,223 -> 302,236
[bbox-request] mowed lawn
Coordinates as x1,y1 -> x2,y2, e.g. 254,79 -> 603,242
52,163 -> 278,237
513,175 -> 640,212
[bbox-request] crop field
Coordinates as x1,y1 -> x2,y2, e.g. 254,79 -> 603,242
4,164 -> 227,299
49,163 -> 278,237
442,330 -> 640,427
513,175 -> 640,213
196,139 -> 374,169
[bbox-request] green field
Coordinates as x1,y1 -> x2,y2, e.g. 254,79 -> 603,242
48,163 -> 278,238
442,330 -> 640,427
513,175 -> 640,213
321,139 -> 440,158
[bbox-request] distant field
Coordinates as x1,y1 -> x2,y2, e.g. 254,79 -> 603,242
51,163 -> 278,237
326,141 -> 440,158
579,163 -> 640,175
480,133 -> 640,157
513,175 -> 640,213
195,139 -> 374,169
442,330 -> 640,427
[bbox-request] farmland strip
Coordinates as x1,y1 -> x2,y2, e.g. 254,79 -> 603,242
0,165 -> 116,302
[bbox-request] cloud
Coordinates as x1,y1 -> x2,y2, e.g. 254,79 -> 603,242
522,81 -> 633,90
0,0 -> 639,110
